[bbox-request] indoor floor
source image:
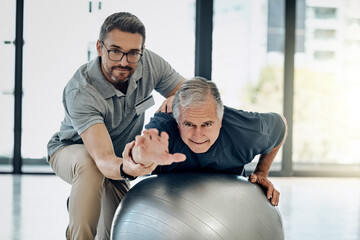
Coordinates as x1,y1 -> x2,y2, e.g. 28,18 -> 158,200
1,175 -> 359,240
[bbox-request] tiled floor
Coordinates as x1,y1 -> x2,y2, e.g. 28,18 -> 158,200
1,175 -> 359,240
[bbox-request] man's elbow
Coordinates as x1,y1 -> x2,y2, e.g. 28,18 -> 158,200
279,114 -> 288,144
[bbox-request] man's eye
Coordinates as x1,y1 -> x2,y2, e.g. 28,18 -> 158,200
203,122 -> 213,127
184,123 -> 193,127
128,52 -> 138,56
111,49 -> 121,54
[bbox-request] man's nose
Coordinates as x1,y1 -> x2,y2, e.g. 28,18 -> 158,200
119,54 -> 129,66
193,128 -> 203,139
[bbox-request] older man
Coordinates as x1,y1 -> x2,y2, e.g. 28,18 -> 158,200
122,77 -> 287,206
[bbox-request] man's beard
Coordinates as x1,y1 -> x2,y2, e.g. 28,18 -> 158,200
110,65 -> 133,82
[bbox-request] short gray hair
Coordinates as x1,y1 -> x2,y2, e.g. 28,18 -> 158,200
99,12 -> 146,47
172,77 -> 224,123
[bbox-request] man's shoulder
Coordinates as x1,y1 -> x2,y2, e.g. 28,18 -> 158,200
223,106 -> 260,125
64,58 -> 107,97
221,106 -> 272,138
141,49 -> 169,69
224,105 -> 261,117
145,112 -> 177,130
222,106 -> 283,136
65,59 -> 95,91
142,49 -> 161,59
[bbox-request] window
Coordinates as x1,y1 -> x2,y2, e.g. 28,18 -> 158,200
313,7 -> 337,19
212,0 -> 285,171
0,0 -> 15,172
294,1 -> 360,170
313,50 -> 335,61
314,29 -> 336,40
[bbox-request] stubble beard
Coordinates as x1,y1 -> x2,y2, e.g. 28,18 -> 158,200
109,65 -> 133,83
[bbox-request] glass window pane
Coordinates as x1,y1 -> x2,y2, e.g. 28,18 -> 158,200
0,0 -> 15,172
213,0 -> 285,171
22,0 -> 195,171
313,7 -> 337,19
22,0 -> 89,172
293,1 -> 360,169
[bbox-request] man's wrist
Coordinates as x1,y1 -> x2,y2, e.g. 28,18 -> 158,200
252,170 -> 269,178
120,163 -> 137,181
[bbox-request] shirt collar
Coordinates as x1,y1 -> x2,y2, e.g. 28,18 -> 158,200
87,56 -> 142,99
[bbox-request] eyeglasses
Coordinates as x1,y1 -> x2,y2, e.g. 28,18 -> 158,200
100,41 -> 143,63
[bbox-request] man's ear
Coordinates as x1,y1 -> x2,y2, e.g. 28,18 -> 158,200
96,40 -> 102,56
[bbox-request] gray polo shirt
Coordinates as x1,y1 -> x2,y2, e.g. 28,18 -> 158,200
47,49 -> 183,158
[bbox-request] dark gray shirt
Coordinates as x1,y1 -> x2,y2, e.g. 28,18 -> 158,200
146,106 -> 286,175
47,49 -> 183,158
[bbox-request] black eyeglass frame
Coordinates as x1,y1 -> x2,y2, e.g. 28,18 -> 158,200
100,41 -> 143,63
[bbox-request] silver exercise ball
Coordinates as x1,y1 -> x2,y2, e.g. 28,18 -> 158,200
111,172 -> 284,240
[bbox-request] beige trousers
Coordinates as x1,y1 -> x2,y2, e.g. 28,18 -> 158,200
49,144 -> 129,240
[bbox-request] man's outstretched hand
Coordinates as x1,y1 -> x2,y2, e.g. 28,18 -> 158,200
121,129 -> 186,178
133,129 -> 186,166
249,172 -> 280,206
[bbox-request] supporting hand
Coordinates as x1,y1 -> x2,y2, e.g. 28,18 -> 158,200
122,141 -> 157,178
156,96 -> 175,113
249,171 -> 280,206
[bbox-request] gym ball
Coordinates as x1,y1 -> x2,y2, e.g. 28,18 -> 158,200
111,172 -> 284,240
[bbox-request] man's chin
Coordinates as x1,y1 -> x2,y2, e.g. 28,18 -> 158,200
111,73 -> 130,83
111,69 -> 133,80
189,144 -> 210,154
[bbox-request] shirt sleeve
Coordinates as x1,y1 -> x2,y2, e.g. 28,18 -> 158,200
144,50 -> 183,97
145,112 -> 175,132
260,113 -> 286,153
63,88 -> 104,135
145,112 -> 179,145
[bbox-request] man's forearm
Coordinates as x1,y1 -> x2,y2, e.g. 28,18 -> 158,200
80,123 -> 123,180
94,155 -> 123,180
254,145 -> 281,176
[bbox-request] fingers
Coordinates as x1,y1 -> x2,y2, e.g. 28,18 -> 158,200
265,182 -> 280,206
141,162 -> 155,168
266,182 -> 274,199
142,129 -> 169,145
123,151 -> 157,177
124,160 -> 154,177
270,189 -> 280,206
249,173 -> 280,206
165,100 -> 172,113
141,162 -> 158,172
143,128 -> 159,136
156,96 -> 174,113
249,173 -> 257,183
122,141 -> 135,161
167,153 -> 186,163
266,185 -> 280,206
160,131 -> 169,143
136,129 -> 160,146
133,128 -> 180,166
155,153 -> 186,166
156,100 -> 168,113
134,135 -> 145,145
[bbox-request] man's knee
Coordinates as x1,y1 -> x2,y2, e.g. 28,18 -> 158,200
70,145 -> 104,186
